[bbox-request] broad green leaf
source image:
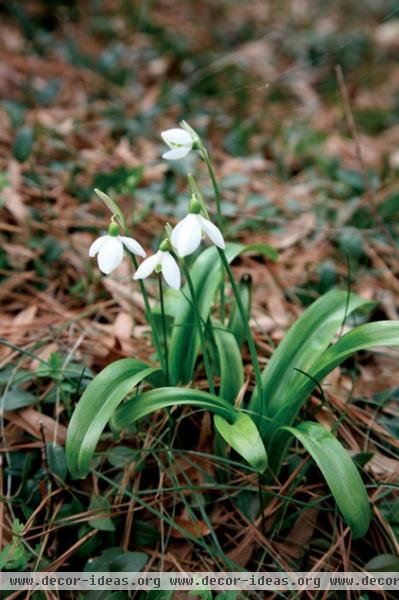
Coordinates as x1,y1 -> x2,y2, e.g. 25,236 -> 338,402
251,290 -> 374,434
88,497 -> 115,531
214,413 -> 268,473
365,554 -> 399,571
269,321 -> 399,472
83,546 -> 148,573
0,519 -> 29,570
113,387 -> 266,471
169,243 -> 244,385
212,320 -> 244,403
0,367 -> 33,386
94,188 -> 127,230
110,551 -> 148,572
228,274 -> 252,348
243,243 -> 278,262
113,387 -> 236,429
66,359 -> 161,478
284,422 -> 371,538
0,389 -> 37,412
190,592 -> 212,600
2,100 -> 26,129
106,446 -> 137,467
169,242 -> 277,385
147,593 -> 174,600
47,443 -> 67,481
133,520 -> 160,547
84,547 -> 124,572
12,126 -> 33,162
314,321 -> 399,379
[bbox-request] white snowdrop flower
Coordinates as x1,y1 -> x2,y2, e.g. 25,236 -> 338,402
161,127 -> 194,160
134,241 -> 181,289
171,196 -> 225,257
89,222 -> 146,275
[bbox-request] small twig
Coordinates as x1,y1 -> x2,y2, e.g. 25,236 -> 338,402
335,65 -> 370,192
43,529 -> 98,572
257,474 -> 266,536
335,64 -> 398,253
122,427 -> 153,551
39,421 -> 51,488
0,454 -> 3,551
53,333 -> 85,447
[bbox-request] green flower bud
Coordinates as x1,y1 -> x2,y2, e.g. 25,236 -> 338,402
188,195 -> 202,214
108,222 -> 120,236
159,239 -> 170,252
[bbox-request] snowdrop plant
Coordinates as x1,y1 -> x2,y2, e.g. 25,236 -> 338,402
67,122 -> 399,540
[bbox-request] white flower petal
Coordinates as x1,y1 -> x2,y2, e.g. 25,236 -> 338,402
161,252 -> 181,289
120,236 -> 146,258
89,235 -> 109,257
97,237 -> 124,274
199,216 -> 225,249
133,252 -> 161,280
161,128 -> 192,147
162,147 -> 191,160
171,214 -> 202,257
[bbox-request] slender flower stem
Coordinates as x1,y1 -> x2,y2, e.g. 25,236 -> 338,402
158,274 -> 170,385
181,260 -> 215,395
130,254 -> 166,374
217,249 -> 264,414
258,474 -> 266,536
200,146 -> 226,321
200,147 -> 223,230
157,275 -> 175,449
219,281 -> 226,322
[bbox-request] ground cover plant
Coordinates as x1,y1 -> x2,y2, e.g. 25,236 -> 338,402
0,1 -> 399,598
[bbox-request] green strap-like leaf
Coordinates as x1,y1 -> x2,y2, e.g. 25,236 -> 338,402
214,413 -> 268,473
251,290 -> 374,433
169,242 -> 278,385
113,387 -> 267,472
169,243 -> 244,385
113,386 -> 235,428
94,188 -> 127,230
315,320 -> 399,377
12,126 -> 34,163
284,422 -> 371,538
212,320 -> 244,404
242,243 -> 278,262
269,321 -> 399,473
227,274 -> 252,348
66,359 -> 162,478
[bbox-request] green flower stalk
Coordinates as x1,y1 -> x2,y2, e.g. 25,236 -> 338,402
180,259 -> 216,395
180,120 -> 223,229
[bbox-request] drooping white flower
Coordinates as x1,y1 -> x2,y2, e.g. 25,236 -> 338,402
161,128 -> 194,160
89,223 -> 146,275
171,197 -> 225,257
134,245 -> 181,290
